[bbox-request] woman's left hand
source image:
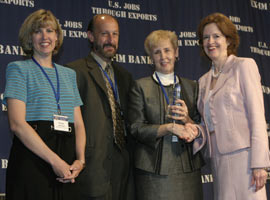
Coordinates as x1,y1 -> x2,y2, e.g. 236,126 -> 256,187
251,168 -> 268,192
168,99 -> 192,123
56,160 -> 85,183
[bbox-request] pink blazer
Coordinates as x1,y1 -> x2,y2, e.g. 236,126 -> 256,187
194,55 -> 270,168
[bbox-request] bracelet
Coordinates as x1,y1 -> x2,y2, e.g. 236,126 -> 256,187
195,131 -> 201,138
195,127 -> 201,138
78,159 -> 85,168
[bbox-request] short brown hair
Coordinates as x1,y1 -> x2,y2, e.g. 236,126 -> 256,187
197,12 -> 239,59
19,9 -> 63,56
144,30 -> 178,56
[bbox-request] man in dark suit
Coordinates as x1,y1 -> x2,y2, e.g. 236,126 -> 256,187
66,14 -> 134,200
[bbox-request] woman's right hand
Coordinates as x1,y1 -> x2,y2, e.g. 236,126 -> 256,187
169,123 -> 199,142
169,123 -> 188,140
55,159 -> 85,183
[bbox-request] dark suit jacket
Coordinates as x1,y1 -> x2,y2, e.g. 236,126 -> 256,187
128,76 -> 204,175
66,53 -> 134,197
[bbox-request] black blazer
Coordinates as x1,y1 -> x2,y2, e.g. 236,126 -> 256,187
66,53 -> 134,197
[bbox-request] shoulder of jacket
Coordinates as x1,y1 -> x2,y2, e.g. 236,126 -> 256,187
66,57 -> 88,68
198,71 -> 210,83
230,56 -> 257,75
136,76 -> 153,84
180,77 -> 197,86
113,62 -> 131,75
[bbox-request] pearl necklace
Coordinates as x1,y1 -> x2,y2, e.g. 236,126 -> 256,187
211,65 -> 222,78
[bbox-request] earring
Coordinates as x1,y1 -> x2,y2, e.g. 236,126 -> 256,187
175,57 -> 179,62
149,57 -> 154,66
149,59 -> 155,71
151,62 -> 155,68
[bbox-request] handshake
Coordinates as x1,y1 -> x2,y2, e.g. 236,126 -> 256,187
166,100 -> 200,142
168,123 -> 200,143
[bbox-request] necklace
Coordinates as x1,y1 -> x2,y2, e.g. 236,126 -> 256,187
211,65 -> 222,78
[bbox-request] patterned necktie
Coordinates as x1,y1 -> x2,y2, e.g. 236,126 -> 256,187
104,64 -> 125,150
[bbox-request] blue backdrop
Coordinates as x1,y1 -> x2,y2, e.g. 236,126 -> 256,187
1,0 -> 270,199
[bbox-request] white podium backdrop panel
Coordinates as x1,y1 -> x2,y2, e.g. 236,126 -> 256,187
1,0 -> 270,199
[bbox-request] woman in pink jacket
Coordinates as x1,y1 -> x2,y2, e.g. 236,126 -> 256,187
193,12 -> 270,200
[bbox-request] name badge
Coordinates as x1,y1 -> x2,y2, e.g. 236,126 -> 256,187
172,135 -> 179,142
53,114 -> 69,132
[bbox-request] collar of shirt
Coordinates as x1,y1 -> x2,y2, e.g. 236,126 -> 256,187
152,71 -> 179,86
91,51 -> 115,86
91,51 -> 112,70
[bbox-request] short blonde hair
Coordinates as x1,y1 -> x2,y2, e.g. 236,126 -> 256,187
19,9 -> 63,56
144,30 -> 178,56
